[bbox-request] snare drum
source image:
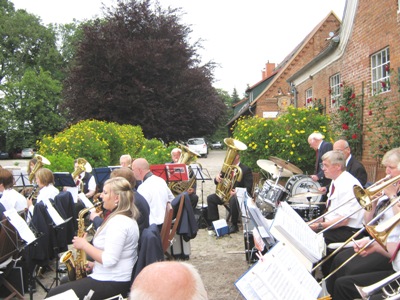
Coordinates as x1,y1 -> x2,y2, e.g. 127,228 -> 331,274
255,180 -> 276,219
285,174 -> 322,202
264,184 -> 288,205
290,204 -> 321,222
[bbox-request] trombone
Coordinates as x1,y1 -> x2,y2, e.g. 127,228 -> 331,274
309,174 -> 398,226
322,207 -> 400,282
312,175 -> 400,272
312,194 -> 400,272
355,270 -> 400,300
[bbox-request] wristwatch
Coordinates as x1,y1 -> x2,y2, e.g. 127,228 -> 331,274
317,223 -> 324,231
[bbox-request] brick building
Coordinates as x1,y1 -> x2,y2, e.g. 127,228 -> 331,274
288,0 -> 400,176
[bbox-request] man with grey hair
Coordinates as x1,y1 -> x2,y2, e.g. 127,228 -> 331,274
308,150 -> 363,276
129,261 -> 208,299
333,139 -> 368,187
120,154 -> 132,168
308,132 -> 333,201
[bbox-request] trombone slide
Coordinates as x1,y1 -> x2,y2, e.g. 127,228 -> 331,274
355,270 -> 400,300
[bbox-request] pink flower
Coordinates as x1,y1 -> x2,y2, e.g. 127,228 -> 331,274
351,93 -> 356,99
381,81 -> 387,88
350,113 -> 354,117
385,64 -> 390,72
332,99 -> 336,104
339,106 -> 345,111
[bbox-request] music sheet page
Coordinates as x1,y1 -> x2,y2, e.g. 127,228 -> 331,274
272,202 -> 323,262
235,241 -> 321,300
3,208 -> 36,244
43,198 -> 65,226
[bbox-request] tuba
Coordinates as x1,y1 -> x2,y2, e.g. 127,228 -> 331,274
168,144 -> 200,196
215,138 -> 247,204
72,158 -> 92,191
59,202 -> 102,281
28,155 -> 51,183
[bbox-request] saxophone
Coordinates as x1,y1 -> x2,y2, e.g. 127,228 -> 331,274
59,203 -> 101,281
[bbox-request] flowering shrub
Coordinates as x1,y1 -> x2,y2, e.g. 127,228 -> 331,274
232,107 -> 331,174
329,85 -> 363,157
137,139 -> 174,165
38,120 -> 146,170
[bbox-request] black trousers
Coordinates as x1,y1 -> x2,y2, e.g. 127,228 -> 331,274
207,193 -> 240,226
326,247 -> 393,295
46,276 -> 131,300
333,270 -> 394,300
321,226 -> 361,277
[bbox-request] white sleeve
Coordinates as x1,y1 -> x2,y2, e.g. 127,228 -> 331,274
88,176 -> 97,191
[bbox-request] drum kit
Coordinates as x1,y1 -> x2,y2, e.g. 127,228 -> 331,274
255,157 -> 324,221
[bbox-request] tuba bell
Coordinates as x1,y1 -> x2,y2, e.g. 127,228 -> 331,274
28,155 -> 51,183
168,144 -> 200,196
72,158 -> 92,191
215,138 -> 247,204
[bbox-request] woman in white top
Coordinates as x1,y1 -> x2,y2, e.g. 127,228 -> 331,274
27,168 -> 59,216
0,168 -> 27,211
46,177 -> 139,300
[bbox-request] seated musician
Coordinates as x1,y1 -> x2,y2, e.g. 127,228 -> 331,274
27,168 -> 59,219
326,147 -> 400,298
90,167 -> 149,236
308,150 -> 363,276
170,147 -> 198,209
0,168 -> 27,211
46,177 -> 140,299
120,154 -> 132,168
207,153 -> 253,234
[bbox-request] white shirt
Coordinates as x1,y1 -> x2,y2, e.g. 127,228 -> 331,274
375,195 -> 400,243
28,184 -> 60,216
325,171 -> 364,228
91,214 -> 139,282
0,188 -> 27,211
138,174 -> 175,225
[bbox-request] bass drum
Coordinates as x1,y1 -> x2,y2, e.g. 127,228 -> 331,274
285,175 -> 322,202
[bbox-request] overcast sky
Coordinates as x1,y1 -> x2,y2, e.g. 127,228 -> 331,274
11,0 -> 346,96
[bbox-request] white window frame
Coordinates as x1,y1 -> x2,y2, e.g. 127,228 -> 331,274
305,88 -> 313,107
371,47 -> 390,95
329,73 -> 341,108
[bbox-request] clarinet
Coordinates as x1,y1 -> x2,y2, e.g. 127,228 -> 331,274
27,184 -> 39,205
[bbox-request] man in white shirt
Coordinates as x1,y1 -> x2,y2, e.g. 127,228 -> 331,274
309,150 -> 363,276
132,158 -> 174,228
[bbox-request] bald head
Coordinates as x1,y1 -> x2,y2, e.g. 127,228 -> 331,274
131,158 -> 150,181
333,139 -> 351,159
130,261 -> 207,300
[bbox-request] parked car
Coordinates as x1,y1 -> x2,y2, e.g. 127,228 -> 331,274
187,138 -> 208,158
21,148 -> 36,158
0,151 -> 9,159
210,141 -> 223,150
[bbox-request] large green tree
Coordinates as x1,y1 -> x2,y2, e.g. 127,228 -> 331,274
62,0 -> 226,142
0,0 -> 66,151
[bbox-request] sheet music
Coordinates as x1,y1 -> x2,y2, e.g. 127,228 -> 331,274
78,193 -> 94,208
43,198 -> 65,226
190,164 -> 211,180
235,241 -> 321,300
65,186 -> 79,203
3,208 -> 36,244
272,202 -> 323,263
46,289 -> 79,300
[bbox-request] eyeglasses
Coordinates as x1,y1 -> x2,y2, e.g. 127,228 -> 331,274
335,146 -> 349,152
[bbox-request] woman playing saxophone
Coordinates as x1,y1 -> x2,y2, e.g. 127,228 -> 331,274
46,177 -> 140,300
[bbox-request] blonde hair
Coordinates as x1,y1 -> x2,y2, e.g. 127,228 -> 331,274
96,177 -> 138,235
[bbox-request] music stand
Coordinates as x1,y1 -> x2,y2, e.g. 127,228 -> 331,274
190,164 -> 211,229
12,169 -> 32,190
92,167 -> 112,191
53,172 -> 75,187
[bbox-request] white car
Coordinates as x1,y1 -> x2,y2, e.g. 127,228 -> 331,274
187,138 -> 208,158
21,148 -> 35,158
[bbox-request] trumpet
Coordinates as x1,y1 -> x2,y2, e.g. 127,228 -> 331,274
355,270 -> 400,299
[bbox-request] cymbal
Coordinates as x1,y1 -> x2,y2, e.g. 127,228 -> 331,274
257,159 -> 293,177
269,156 -> 303,174
290,191 -> 324,199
